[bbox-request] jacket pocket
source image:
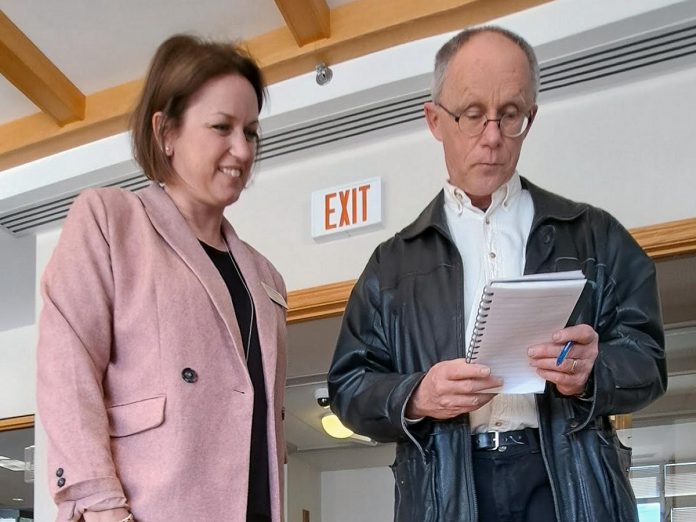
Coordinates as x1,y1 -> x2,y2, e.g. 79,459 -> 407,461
598,432 -> 638,521
390,453 -> 437,522
107,395 -> 166,437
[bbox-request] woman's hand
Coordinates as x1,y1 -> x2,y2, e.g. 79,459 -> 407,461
83,508 -> 134,522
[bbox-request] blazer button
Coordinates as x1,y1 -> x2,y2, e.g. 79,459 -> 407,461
57,477 -> 66,487
181,367 -> 198,383
56,468 -> 64,477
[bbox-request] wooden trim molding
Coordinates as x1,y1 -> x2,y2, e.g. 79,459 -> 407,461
0,414 -> 34,432
287,280 -> 356,324
285,217 -> 696,322
0,10 -> 85,125
0,0 -> 551,171
631,217 -> 696,260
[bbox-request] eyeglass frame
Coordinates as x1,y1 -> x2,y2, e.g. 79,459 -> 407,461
435,102 -> 535,138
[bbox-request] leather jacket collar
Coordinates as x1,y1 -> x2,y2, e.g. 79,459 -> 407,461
400,176 -> 588,241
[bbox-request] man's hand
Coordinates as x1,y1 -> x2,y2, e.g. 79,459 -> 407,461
406,359 -> 503,419
528,324 -> 599,396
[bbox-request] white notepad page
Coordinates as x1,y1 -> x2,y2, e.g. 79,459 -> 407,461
465,270 -> 587,394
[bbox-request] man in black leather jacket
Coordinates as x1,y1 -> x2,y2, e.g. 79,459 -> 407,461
328,26 -> 666,522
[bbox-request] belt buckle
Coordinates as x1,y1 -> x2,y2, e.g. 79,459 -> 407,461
492,431 -> 500,451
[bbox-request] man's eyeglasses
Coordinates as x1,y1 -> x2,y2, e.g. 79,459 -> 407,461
436,102 -> 532,138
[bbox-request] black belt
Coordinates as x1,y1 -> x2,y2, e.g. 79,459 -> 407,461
472,428 -> 540,451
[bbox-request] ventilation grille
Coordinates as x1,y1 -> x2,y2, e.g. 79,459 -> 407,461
540,24 -> 696,93
0,173 -> 150,236
3,21 -> 696,236
258,92 -> 430,162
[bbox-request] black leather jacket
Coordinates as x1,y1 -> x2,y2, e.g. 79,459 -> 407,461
328,178 -> 667,522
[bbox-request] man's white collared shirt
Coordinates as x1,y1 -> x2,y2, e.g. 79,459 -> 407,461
443,172 -> 538,433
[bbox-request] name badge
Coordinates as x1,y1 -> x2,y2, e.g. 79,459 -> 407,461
262,282 -> 288,309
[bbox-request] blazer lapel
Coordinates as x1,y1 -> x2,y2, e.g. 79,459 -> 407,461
137,183 -> 247,367
222,220 -> 279,397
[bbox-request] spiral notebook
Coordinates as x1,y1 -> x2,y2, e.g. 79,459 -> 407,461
465,270 -> 587,394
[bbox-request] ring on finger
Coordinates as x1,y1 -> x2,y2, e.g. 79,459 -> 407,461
568,358 -> 578,375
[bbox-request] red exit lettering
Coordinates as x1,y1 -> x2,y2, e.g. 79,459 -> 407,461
324,184 -> 371,231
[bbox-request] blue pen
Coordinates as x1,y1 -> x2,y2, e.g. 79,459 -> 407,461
556,341 -> 574,366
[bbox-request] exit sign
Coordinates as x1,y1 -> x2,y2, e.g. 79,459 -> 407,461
311,177 -> 382,238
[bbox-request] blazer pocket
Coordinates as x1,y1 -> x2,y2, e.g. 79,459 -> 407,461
107,395 -> 166,438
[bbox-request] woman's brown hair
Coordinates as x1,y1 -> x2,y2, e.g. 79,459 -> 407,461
131,34 -> 265,182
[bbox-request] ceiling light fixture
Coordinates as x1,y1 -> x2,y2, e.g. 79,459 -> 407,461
321,412 -> 354,439
315,387 -> 354,439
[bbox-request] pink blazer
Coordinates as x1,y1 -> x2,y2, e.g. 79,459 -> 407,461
37,184 -> 287,521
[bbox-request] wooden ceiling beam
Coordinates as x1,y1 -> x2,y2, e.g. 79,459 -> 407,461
274,0 -> 330,46
0,10 -> 85,126
0,0 -> 551,171
249,0 -> 551,83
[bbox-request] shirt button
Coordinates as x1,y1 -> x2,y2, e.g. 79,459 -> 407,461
489,252 -> 496,259
494,421 -> 502,427
485,217 -> 490,225
181,368 -> 198,383
56,468 -> 64,477
57,477 -> 66,487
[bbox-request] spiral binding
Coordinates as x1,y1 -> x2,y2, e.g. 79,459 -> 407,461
466,287 -> 495,363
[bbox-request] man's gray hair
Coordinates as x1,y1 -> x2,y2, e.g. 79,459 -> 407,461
431,26 -> 540,103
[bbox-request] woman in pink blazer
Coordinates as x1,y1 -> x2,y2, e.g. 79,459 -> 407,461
37,35 -> 287,522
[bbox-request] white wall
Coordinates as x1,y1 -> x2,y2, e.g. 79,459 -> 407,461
321,467 -> 393,522
286,455 -> 322,522
228,62 -> 696,291
0,325 -> 36,418
228,122 -> 444,289
0,232 -> 35,330
521,64 -> 696,228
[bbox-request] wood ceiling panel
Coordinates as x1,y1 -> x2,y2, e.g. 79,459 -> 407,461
0,10 -> 84,126
274,0 -> 330,46
0,0 -> 551,171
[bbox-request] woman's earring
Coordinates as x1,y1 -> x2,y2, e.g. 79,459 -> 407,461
165,146 -> 171,155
